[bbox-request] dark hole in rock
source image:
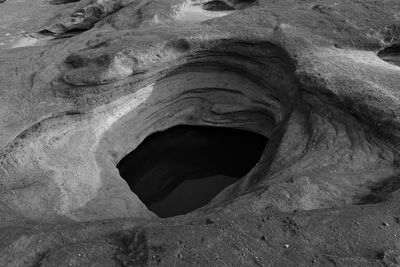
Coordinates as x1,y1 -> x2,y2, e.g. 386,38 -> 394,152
38,28 -> 86,39
117,125 -> 268,218
202,1 -> 235,11
49,0 -> 80,5
378,43 -> 400,67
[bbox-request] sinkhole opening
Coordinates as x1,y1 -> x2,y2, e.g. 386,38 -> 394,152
117,125 -> 268,218
378,43 -> 400,67
202,0 -> 257,11
49,0 -> 80,5
202,1 -> 235,11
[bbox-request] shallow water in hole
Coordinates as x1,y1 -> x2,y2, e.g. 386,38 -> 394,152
117,125 -> 268,218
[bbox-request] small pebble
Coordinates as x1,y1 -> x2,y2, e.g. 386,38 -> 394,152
383,222 -> 389,227
284,244 -> 290,248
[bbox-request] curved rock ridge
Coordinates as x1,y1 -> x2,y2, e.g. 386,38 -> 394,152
1,0 -> 400,265
0,41 -> 292,221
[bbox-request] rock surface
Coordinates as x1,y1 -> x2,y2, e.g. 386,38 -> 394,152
0,0 -> 400,266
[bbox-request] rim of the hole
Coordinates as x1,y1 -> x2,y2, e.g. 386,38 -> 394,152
378,42 -> 400,56
115,123 -> 271,165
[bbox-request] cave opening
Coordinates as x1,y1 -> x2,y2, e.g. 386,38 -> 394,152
378,43 -> 400,67
202,1 -> 235,11
117,125 -> 268,218
202,0 -> 257,11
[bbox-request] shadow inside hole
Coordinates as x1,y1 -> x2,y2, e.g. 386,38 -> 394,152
49,0 -> 80,5
202,0 -> 257,11
38,28 -> 87,39
378,43 -> 400,67
202,1 -> 235,11
117,125 -> 268,218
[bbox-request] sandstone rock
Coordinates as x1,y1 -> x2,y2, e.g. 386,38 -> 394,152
0,0 -> 400,266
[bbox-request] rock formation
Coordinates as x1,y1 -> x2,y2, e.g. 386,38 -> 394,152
0,0 -> 400,266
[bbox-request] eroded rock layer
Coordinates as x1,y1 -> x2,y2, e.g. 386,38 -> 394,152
0,0 -> 400,266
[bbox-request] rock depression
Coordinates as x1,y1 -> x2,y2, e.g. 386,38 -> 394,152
1,0 -> 400,266
117,125 -> 268,218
